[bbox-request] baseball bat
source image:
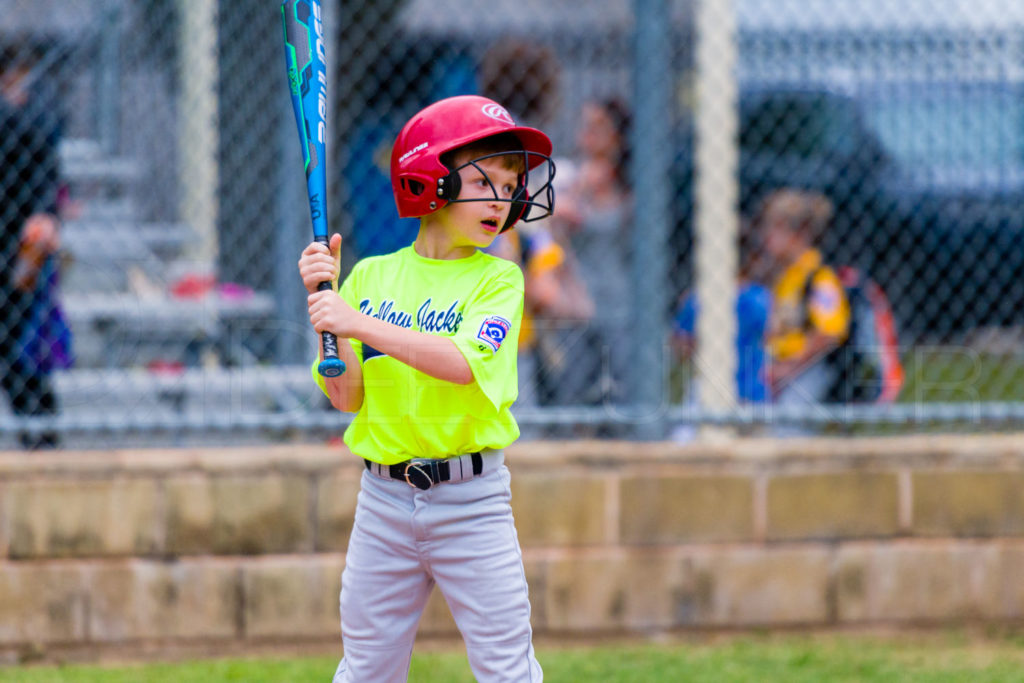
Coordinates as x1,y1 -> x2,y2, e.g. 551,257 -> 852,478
281,0 -> 346,377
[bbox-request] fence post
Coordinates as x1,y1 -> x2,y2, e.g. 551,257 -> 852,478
629,0 -> 674,439
96,4 -> 121,156
694,0 -> 739,439
178,0 -> 220,270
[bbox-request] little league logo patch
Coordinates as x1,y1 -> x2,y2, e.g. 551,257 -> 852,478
477,316 -> 511,353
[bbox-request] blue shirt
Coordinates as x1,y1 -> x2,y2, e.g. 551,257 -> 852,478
674,283 -> 770,402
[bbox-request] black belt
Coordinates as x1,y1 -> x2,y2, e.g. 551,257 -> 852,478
364,452 -> 484,490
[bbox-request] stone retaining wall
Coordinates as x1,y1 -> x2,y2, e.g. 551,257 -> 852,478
2,434 -> 1024,660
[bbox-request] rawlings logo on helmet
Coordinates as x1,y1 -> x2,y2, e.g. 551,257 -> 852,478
481,103 -> 515,125
398,141 -> 428,164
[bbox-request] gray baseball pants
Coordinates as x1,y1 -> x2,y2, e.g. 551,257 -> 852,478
332,453 -> 542,682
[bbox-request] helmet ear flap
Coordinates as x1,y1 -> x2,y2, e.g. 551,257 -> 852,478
501,182 -> 530,232
436,170 -> 461,203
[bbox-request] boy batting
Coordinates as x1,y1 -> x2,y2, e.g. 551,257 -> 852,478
298,95 -> 556,682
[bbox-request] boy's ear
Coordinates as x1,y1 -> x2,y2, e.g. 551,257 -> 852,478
436,169 -> 461,202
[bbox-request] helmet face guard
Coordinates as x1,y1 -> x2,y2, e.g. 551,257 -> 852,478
391,95 -> 556,231
436,150 -> 556,232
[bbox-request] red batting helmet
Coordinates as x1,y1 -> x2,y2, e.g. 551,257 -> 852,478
390,95 -> 555,231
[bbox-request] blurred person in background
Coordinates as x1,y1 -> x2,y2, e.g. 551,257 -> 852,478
479,37 -> 562,135
0,37 -> 68,449
757,189 -> 850,407
487,224 -> 593,425
550,97 -> 632,410
481,37 -> 596,414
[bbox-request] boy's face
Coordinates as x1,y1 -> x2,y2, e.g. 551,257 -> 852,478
761,216 -> 805,264
578,103 -> 619,159
436,155 -> 520,249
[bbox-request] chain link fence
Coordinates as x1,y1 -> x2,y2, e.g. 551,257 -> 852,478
1,0 -> 1023,448
679,0 -> 1024,438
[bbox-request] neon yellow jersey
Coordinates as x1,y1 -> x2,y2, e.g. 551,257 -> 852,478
313,245 -> 524,465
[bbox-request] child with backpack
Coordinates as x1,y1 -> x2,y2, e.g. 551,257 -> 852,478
757,189 -> 903,406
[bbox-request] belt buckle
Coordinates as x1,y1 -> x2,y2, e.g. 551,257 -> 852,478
404,460 -> 433,490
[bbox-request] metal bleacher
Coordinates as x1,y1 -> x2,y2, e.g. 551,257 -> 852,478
36,137 -> 323,443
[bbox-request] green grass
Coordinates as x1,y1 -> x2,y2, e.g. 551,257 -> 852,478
670,349 -> 1024,407
5,631 -> 1024,682
898,349 -> 1024,403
